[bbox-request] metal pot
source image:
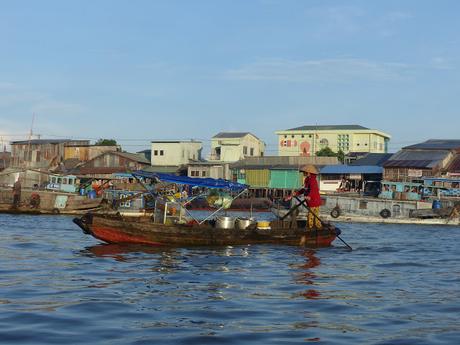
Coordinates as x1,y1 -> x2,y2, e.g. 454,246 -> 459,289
215,216 -> 236,229
235,217 -> 256,230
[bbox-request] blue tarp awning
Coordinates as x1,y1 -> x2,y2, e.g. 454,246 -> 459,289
320,165 -> 383,175
132,171 -> 248,191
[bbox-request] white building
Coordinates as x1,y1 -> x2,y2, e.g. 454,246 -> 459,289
210,132 -> 265,162
187,161 -> 231,180
151,140 -> 202,166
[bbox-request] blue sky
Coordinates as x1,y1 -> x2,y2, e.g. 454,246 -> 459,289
0,0 -> 459,155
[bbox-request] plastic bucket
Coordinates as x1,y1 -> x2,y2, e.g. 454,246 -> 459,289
88,190 -> 97,199
432,199 -> 441,209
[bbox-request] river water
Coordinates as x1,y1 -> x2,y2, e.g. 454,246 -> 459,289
0,214 -> 459,344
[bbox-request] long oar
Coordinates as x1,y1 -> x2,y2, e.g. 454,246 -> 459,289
278,199 -> 306,221
294,196 -> 352,251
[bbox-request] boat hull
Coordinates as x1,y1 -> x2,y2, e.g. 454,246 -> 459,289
74,213 -> 339,247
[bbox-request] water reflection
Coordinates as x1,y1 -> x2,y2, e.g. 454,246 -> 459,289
84,243 -> 165,259
295,249 -> 322,300
82,243 -> 183,273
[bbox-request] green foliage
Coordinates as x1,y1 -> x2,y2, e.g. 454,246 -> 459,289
337,149 -> 345,163
315,147 -> 336,157
95,138 -> 117,146
316,147 -> 345,163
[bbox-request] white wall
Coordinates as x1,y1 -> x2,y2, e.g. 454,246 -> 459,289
151,142 -> 202,166
211,134 -> 265,162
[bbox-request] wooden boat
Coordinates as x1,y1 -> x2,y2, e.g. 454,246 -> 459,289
73,171 -> 342,247
0,191 -> 103,215
73,212 -> 340,247
0,171 -> 103,215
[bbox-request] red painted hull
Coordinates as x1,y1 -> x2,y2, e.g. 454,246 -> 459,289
74,213 -> 339,247
91,226 -> 162,246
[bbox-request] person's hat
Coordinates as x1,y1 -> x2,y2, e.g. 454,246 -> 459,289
299,164 -> 318,174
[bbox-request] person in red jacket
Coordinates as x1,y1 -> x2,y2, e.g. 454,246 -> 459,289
286,164 -> 322,230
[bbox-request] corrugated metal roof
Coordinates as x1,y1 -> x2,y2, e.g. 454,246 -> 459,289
320,165 -> 383,174
287,125 -> 369,131
76,167 -> 131,174
384,150 -> 449,168
383,160 -> 436,168
351,153 -> 393,166
388,150 -> 449,161
236,165 -> 297,170
448,155 -> 460,172
403,139 -> 460,150
115,152 -> 150,164
346,151 -> 369,158
213,132 -> 256,139
143,165 -> 183,174
151,140 -> 202,143
11,139 -> 77,145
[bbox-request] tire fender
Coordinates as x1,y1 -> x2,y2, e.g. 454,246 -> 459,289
380,208 -> 391,218
330,207 -> 341,219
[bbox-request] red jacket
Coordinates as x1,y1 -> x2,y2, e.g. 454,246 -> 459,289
296,174 -> 321,208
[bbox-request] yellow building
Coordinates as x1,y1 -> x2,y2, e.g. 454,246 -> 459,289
275,125 -> 391,156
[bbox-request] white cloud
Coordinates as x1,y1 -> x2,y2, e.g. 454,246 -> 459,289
224,58 -> 413,83
430,57 -> 454,70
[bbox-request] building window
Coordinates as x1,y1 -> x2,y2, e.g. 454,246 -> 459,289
154,150 -> 158,156
243,146 -> 248,155
284,135 -> 287,138
291,135 -> 294,138
160,150 -> 164,156
250,148 -> 254,156
202,171 -> 206,177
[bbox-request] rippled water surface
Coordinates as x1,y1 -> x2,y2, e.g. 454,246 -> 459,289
1,214 -> 459,344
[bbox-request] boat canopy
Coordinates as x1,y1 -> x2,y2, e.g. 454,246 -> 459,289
132,171 -> 248,191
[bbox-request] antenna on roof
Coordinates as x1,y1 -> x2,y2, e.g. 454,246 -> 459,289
24,113 -> 35,169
